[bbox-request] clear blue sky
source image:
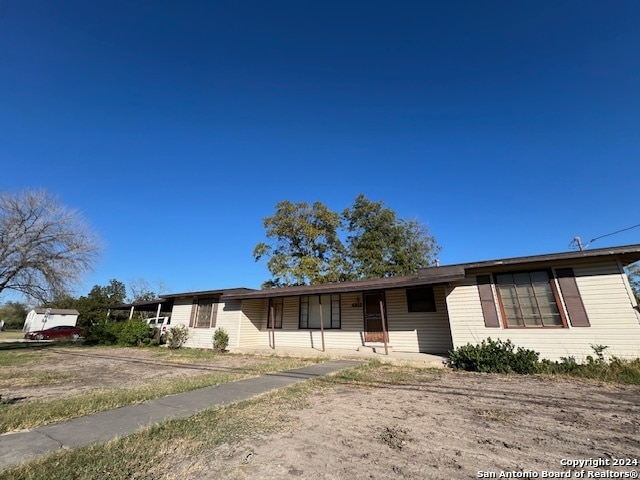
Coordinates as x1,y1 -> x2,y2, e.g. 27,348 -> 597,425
1,1 -> 639,299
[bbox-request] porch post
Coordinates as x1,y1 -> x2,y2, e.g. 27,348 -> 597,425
318,295 -> 325,352
129,306 -> 134,319
379,299 -> 388,355
156,302 -> 162,318
269,302 -> 276,349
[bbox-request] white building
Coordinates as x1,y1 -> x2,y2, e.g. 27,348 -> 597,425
23,308 -> 80,333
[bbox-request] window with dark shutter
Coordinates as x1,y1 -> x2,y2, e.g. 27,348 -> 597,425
555,268 -> 590,327
188,298 -> 197,328
192,298 -> 219,328
477,275 -> 500,328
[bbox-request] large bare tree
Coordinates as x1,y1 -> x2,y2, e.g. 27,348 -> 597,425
0,189 -> 100,303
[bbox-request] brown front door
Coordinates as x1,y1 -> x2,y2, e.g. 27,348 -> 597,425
364,292 -> 388,343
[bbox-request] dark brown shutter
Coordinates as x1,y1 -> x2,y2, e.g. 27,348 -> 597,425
477,275 -> 500,327
555,268 -> 590,327
210,301 -> 219,328
188,298 -> 197,328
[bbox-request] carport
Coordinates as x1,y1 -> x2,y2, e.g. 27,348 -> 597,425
108,298 -> 174,320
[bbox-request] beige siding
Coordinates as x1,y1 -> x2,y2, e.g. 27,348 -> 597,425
386,287 -> 453,354
235,289 -> 452,353
239,298 -> 267,347
170,298 -> 243,350
446,261 -> 640,361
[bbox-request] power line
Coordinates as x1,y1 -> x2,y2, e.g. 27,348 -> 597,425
586,223 -> 640,246
571,222 -> 640,251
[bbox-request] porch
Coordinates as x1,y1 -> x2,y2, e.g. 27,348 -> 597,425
229,345 -> 449,368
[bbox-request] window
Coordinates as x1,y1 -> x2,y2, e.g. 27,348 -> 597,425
300,294 -> 341,329
406,287 -> 436,312
192,298 -> 218,328
495,271 -> 564,327
267,298 -> 283,329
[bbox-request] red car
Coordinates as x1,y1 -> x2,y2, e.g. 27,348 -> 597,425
24,325 -> 84,341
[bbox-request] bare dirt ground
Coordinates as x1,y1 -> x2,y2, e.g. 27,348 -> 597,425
3,344 -> 640,479
1,345 -> 295,403
185,370 -> 640,480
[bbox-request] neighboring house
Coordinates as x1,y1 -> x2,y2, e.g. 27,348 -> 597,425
163,244 -> 640,361
23,308 -> 80,333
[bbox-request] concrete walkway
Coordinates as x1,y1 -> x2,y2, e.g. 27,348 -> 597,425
0,359 -> 361,471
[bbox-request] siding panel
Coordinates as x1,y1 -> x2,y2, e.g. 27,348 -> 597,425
446,261 -> 640,361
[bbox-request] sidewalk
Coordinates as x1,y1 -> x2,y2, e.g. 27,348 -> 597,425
0,359 -> 362,471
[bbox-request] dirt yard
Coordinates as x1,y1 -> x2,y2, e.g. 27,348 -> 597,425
183,369 -> 640,480
1,345 -> 303,403
3,345 -> 640,479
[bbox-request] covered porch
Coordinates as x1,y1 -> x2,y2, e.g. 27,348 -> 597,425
223,265 -> 465,356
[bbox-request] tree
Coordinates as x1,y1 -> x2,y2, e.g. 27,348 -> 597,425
0,301 -> 28,329
254,195 -> 441,287
343,194 -> 440,279
253,200 -> 349,287
627,263 -> 640,301
128,277 -> 168,302
74,279 -> 127,327
0,189 -> 100,303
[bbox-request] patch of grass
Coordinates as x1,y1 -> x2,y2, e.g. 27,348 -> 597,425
148,347 -> 230,362
322,360 -> 442,387
0,349 -> 43,367
0,357 -> 316,433
566,357 -> 640,385
540,357 -> 640,385
0,369 -> 77,387
0,376 -> 323,480
0,330 -> 25,341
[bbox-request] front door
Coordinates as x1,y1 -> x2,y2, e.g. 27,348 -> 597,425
364,292 -> 388,343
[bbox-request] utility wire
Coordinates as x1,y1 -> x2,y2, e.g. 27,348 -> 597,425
584,223 -> 640,248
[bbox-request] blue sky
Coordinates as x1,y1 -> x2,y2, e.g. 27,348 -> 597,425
1,1 -> 639,299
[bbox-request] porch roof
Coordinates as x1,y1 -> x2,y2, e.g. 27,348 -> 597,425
110,298 -> 174,313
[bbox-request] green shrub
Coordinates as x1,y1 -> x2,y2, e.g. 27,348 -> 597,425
84,320 -> 155,347
448,338 -> 540,374
117,320 -> 156,346
213,327 -> 229,352
537,351 -> 640,384
83,323 -> 117,345
449,340 -> 640,384
537,356 -> 580,374
165,325 -> 189,349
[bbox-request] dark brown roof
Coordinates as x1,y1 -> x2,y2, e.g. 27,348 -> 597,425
109,288 -> 258,312
109,298 -> 174,311
222,243 -> 640,301
426,243 -> 640,274
161,287 -> 257,300
222,266 -> 466,300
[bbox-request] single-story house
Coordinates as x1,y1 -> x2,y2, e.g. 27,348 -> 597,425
23,308 -> 80,333
161,244 -> 640,361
